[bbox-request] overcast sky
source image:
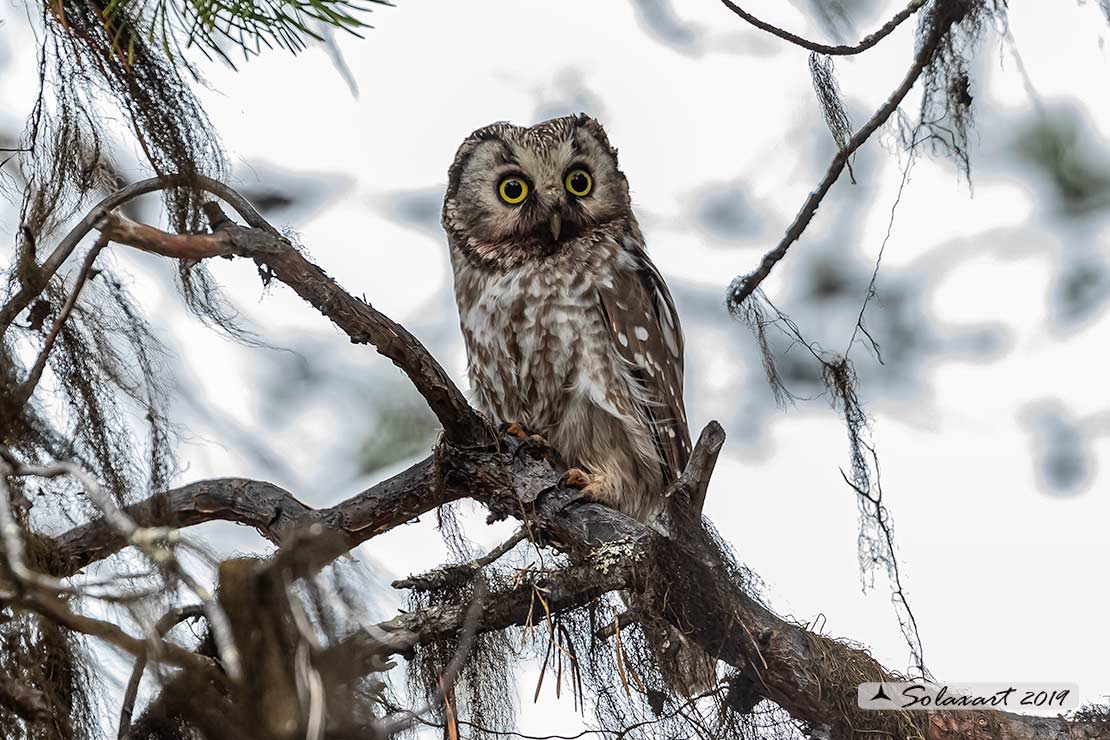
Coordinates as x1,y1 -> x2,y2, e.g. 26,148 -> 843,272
2,0 -> 1109,736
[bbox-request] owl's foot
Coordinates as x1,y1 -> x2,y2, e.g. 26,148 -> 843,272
562,467 -> 592,489
561,468 -> 607,499
559,469 -> 612,510
501,422 -> 555,463
502,422 -> 531,440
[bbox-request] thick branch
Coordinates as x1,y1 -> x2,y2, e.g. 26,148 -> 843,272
96,188 -> 490,446
46,455 -> 442,578
456,436 -> 1105,740
44,423 -> 1103,739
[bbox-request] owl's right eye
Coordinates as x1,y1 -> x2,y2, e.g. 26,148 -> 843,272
498,176 -> 529,205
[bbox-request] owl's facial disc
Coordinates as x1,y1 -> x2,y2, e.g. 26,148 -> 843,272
445,115 -> 631,261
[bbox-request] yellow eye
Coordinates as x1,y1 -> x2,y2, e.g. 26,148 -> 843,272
498,176 -> 529,204
565,168 -> 592,197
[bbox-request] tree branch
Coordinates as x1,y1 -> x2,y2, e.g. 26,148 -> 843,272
40,413 -> 1103,739
662,419 -> 726,517
728,0 -> 964,306
3,587 -> 218,677
3,452 -> 242,680
12,233 -> 108,407
330,560 -> 631,685
720,0 -> 926,56
392,527 -> 527,592
94,185 -> 490,446
0,175 -> 217,334
101,213 -> 233,260
117,604 -> 206,739
24,174 -> 1103,740
46,455 -> 443,578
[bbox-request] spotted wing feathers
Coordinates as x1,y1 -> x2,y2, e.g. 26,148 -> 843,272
597,240 -> 691,482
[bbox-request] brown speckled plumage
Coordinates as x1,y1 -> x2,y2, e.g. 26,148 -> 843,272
443,114 -> 690,521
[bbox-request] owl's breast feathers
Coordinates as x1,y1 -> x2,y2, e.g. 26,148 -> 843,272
450,227 -> 690,520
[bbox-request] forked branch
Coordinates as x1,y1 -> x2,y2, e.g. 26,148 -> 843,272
728,0 -> 965,306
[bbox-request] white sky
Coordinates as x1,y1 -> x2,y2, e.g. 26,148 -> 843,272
2,0 -> 1109,736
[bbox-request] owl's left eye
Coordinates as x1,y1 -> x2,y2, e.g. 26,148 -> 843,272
564,168 -> 592,197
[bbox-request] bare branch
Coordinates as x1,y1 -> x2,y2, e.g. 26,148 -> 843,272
5,173 -> 488,444
661,420 -> 726,517
46,456 -> 444,578
3,587 -> 218,677
118,604 -> 207,739
729,2 -> 965,306
719,0 -> 926,56
99,212 -> 233,260
0,175 -> 224,334
330,561 -> 631,685
0,463 -> 71,593
377,580 -> 488,737
12,234 -> 108,407
84,179 -> 489,445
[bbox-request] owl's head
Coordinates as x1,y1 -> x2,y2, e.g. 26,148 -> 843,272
443,114 -> 631,266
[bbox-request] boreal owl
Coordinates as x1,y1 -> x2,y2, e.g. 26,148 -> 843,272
443,114 -> 713,694
443,113 -> 689,521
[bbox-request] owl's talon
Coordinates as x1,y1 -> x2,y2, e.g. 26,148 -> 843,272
562,468 -> 593,490
559,469 -> 610,509
502,423 -> 554,462
503,422 -> 529,440
515,434 -> 553,464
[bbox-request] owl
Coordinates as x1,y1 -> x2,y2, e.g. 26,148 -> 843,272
442,113 -> 690,523
443,114 -> 714,695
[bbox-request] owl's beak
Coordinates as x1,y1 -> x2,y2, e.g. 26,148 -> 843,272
549,212 -> 562,241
